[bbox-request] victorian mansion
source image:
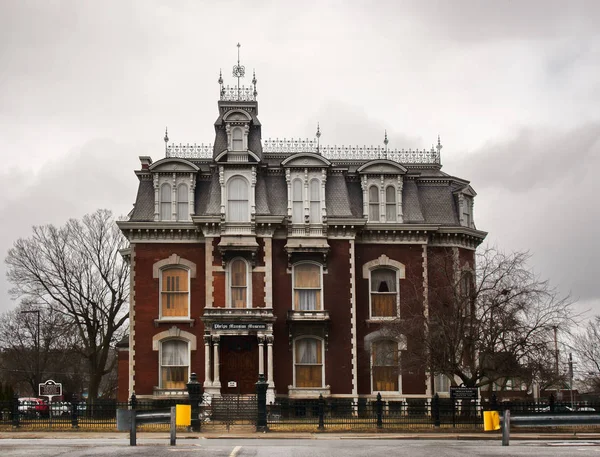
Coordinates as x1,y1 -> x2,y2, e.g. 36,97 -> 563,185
116,62 -> 486,403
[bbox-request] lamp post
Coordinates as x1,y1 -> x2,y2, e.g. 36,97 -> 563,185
20,309 -> 40,391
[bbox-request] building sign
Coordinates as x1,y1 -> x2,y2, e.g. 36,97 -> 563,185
228,381 -> 237,388
212,323 -> 267,331
39,379 -> 62,397
450,386 -> 478,400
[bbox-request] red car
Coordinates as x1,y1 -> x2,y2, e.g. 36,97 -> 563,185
18,397 -> 49,417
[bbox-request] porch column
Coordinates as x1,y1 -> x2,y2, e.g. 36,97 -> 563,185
266,335 -> 274,386
212,336 -> 221,387
203,335 -> 212,387
258,336 -> 265,375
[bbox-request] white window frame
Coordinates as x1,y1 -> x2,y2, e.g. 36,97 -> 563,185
158,266 -> 191,320
226,176 -> 250,222
369,267 -> 399,319
371,339 -> 401,393
385,185 -> 396,222
177,183 -> 189,221
368,185 -> 380,222
309,178 -> 321,224
292,262 -> 323,311
159,339 -> 190,390
160,183 -> 172,221
226,257 -> 252,308
293,336 -> 325,388
292,178 -> 304,223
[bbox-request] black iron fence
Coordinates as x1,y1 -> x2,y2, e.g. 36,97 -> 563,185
2,392 -> 600,432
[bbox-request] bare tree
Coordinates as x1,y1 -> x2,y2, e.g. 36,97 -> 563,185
572,316 -> 600,393
5,209 -> 129,399
390,246 -> 574,392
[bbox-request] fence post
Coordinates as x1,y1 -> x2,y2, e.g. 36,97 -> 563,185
12,393 -> 19,428
129,393 -> 137,446
376,392 -> 383,429
432,393 -> 440,427
318,394 -> 325,431
549,393 -> 555,413
71,394 -> 79,428
491,392 -> 498,411
501,408 -> 510,446
256,374 -> 268,432
186,372 -> 203,432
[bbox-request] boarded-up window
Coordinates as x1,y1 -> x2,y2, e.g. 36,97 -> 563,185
294,263 -> 321,310
161,340 -> 189,389
295,338 -> 323,388
372,340 -> 398,391
370,268 -> 397,317
230,259 -> 247,308
161,268 -> 189,317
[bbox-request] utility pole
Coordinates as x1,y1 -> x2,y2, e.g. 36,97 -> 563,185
20,309 -> 41,392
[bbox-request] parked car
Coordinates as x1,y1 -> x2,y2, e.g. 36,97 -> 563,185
49,401 -> 71,416
18,397 -> 49,418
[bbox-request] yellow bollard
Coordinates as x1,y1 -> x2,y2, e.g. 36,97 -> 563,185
483,411 -> 500,431
176,404 -> 191,426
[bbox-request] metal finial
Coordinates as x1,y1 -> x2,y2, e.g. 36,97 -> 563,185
218,69 -> 223,85
164,127 -> 169,155
316,123 -> 321,154
436,134 -> 443,152
252,69 -> 257,99
384,130 -> 389,148
232,43 -> 245,95
164,127 -> 169,144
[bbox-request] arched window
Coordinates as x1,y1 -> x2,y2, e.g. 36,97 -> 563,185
177,184 -> 189,221
229,258 -> 248,308
385,185 -> 396,222
160,183 -> 172,220
227,177 -> 249,222
160,267 -> 189,318
293,263 -> 322,311
372,340 -> 399,391
232,127 -> 243,151
292,178 -> 303,223
294,337 -> 324,387
160,340 -> 189,389
369,185 -> 379,221
309,179 -> 321,223
370,268 -> 397,318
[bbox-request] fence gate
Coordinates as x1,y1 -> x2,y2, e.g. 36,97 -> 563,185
207,394 -> 257,429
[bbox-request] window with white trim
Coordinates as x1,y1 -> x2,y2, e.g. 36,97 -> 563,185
292,178 -> 303,223
385,185 -> 396,221
294,337 -> 324,388
160,339 -> 189,389
160,267 -> 190,318
463,196 -> 472,227
232,127 -> 243,151
368,185 -> 379,221
177,184 -> 189,221
227,176 -> 249,222
370,268 -> 398,318
229,258 -> 249,308
293,263 -> 322,311
160,183 -> 172,220
372,340 -> 399,391
309,179 -> 320,223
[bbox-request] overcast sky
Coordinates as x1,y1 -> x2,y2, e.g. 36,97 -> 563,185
1,0 -> 599,317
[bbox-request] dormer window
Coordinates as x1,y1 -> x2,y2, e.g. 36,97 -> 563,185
463,196 -> 472,228
292,179 -> 303,223
309,179 -> 320,223
232,127 -> 244,151
227,176 -> 249,222
160,183 -> 172,220
369,186 -> 380,221
385,186 -> 396,222
177,184 -> 189,221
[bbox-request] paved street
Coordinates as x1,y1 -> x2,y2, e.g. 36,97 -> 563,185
2,438 -> 600,456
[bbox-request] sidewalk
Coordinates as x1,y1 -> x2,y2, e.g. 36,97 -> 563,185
2,431 -> 600,441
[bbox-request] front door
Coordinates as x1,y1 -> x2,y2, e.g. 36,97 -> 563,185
220,336 -> 258,395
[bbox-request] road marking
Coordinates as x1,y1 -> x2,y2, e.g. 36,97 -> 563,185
229,445 -> 241,457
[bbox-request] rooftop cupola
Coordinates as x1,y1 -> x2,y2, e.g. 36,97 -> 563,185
213,43 -> 263,162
